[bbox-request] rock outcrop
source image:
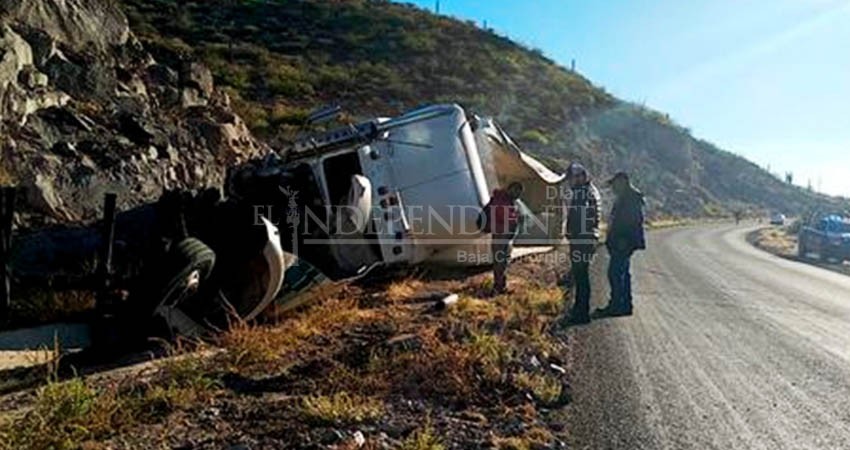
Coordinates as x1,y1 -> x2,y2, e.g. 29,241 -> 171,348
0,0 -> 267,224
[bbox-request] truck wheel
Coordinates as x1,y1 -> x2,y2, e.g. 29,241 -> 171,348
153,238 -> 216,312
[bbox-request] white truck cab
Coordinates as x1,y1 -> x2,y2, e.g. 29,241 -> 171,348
231,104 -> 565,279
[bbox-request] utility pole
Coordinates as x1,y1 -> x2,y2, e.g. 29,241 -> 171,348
435,0 -> 440,14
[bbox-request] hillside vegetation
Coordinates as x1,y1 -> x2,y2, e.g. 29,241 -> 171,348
121,0 -> 847,217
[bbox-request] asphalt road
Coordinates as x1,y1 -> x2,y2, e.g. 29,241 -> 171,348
568,224 -> 850,450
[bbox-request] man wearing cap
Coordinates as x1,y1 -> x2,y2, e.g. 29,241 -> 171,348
598,171 -> 645,317
563,162 -> 601,324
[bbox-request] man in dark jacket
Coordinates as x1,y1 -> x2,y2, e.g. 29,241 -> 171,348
482,182 -> 524,294
564,163 -> 601,324
598,172 -> 645,316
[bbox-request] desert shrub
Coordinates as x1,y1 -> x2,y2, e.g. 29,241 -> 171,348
0,378 -> 126,450
399,422 -> 445,450
515,372 -> 562,404
299,392 -> 384,425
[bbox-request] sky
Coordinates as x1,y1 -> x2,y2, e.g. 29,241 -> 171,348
403,0 -> 850,196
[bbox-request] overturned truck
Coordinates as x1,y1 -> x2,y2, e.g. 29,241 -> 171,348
11,104 -> 565,338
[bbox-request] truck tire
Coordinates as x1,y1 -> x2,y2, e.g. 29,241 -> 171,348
152,238 -> 216,312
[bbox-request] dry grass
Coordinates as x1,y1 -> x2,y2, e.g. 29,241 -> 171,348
0,377 -> 126,450
299,392 -> 384,425
0,346 -> 220,450
751,227 -> 797,257
448,295 -> 499,322
363,327 -> 478,401
217,293 -> 364,373
647,217 -> 692,229
450,285 -> 562,327
0,254 -> 571,448
493,427 -> 555,450
385,277 -> 425,302
131,348 -> 221,419
398,422 -> 445,450
216,320 -> 290,369
449,285 -> 564,359
467,329 -> 516,380
348,282 -> 567,406
515,372 -> 563,404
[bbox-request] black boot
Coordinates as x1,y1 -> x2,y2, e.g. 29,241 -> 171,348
565,307 -> 590,325
593,303 -> 631,318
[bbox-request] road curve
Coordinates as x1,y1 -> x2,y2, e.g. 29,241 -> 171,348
567,224 -> 850,450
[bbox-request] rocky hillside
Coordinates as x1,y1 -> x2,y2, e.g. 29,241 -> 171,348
119,0 -> 847,217
0,0 -> 843,223
0,0 -> 265,224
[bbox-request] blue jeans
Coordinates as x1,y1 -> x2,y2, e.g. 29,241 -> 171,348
608,249 -> 633,311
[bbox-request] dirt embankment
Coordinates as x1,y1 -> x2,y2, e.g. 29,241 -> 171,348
748,226 -> 798,258
0,250 -> 581,449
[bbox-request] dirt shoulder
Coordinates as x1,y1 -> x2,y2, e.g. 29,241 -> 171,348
747,226 -> 850,277
0,249 -> 576,449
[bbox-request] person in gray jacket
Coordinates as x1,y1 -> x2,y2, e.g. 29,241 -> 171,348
563,163 -> 601,324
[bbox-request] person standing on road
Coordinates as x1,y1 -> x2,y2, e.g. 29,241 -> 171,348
598,172 -> 645,317
481,182 -> 524,295
563,163 -> 601,325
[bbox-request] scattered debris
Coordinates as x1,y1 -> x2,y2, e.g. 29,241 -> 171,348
436,293 -> 459,310
549,363 -> 567,375
352,430 -> 366,447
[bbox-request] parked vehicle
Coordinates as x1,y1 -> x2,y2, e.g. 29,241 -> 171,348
770,212 -> 787,226
798,214 -> 850,262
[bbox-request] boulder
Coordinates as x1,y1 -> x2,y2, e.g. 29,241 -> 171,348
197,120 -> 256,163
42,50 -> 116,102
0,24 -> 33,120
23,172 -> 77,222
13,26 -> 58,67
180,62 -> 214,98
146,64 -> 179,87
180,87 -> 208,108
3,0 -> 130,54
18,65 -> 48,89
0,24 -> 33,89
117,113 -> 169,150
